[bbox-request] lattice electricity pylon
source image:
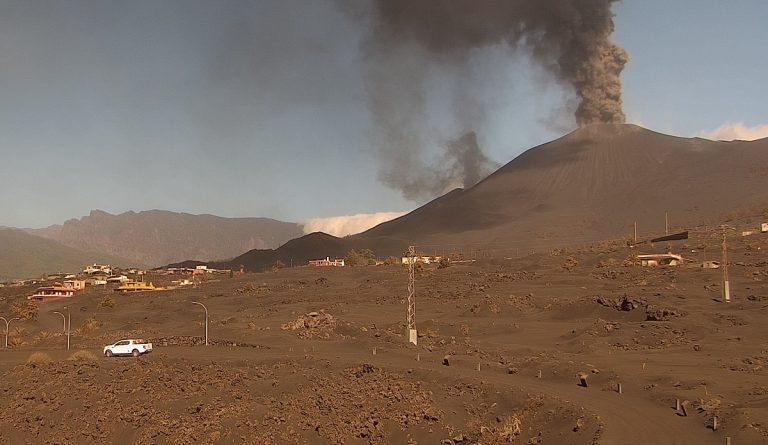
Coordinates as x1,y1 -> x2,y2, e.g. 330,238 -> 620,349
406,245 -> 417,344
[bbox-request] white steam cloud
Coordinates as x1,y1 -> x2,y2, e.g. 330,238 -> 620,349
303,211 -> 408,237
700,122 -> 768,141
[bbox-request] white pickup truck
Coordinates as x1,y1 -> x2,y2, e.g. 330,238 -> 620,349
103,339 -> 153,357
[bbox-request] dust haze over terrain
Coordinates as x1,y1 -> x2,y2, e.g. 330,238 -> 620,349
344,0 -> 628,200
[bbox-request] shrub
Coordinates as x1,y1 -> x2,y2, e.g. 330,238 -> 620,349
271,260 -> 285,271
237,283 -> 257,294
76,317 -> 100,335
8,335 -> 25,348
67,350 -> 98,362
35,330 -> 53,342
98,296 -> 115,309
10,300 -> 39,320
437,257 -> 450,269
562,256 -> 579,270
26,352 -> 52,367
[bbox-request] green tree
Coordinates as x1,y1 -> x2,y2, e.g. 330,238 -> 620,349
359,249 -> 376,265
345,249 -> 376,266
345,249 -> 363,267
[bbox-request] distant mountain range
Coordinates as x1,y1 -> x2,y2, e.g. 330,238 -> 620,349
214,124 -> 768,271
24,210 -> 304,268
0,229 -> 127,281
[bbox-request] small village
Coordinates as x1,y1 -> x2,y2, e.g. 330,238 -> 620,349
0,263 -> 235,302
4,220 -> 768,304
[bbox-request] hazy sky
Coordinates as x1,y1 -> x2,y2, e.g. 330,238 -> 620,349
1,0 -> 766,229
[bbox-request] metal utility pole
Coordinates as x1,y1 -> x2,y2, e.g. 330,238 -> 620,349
192,301 -> 209,345
406,245 -> 417,345
665,212 -> 669,235
634,222 -> 637,243
722,233 -> 731,303
52,311 -> 66,333
0,317 -> 20,348
62,306 -> 71,350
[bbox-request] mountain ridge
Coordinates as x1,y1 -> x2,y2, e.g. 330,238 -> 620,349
25,209 -> 304,267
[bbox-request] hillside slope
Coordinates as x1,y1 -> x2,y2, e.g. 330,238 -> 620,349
0,229 -> 128,281
27,210 -> 304,267
358,124 -> 768,248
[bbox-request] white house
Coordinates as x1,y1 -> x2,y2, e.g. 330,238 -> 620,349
84,264 -> 112,275
636,253 -> 683,267
308,257 -> 345,267
63,280 -> 86,290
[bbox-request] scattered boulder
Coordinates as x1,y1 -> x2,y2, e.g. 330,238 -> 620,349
645,305 -> 684,321
281,310 -> 338,339
588,318 -> 620,336
596,295 -> 645,311
353,363 -> 378,378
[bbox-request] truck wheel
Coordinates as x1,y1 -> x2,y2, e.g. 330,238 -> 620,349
105,350 -> 113,357
132,349 -> 140,357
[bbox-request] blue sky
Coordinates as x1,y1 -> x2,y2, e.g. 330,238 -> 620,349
1,0 -> 766,229
613,0 -> 767,136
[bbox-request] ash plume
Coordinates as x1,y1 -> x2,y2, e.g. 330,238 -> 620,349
345,0 -> 627,200
382,131 -> 498,200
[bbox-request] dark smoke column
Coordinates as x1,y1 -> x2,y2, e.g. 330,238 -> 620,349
344,0 -> 628,201
366,0 -> 628,126
555,2 -> 629,125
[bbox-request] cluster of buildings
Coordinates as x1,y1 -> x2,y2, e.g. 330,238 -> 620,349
161,265 -> 231,275
308,257 -> 345,267
401,255 -> 444,265
305,254 -> 447,267
23,264 -> 160,302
